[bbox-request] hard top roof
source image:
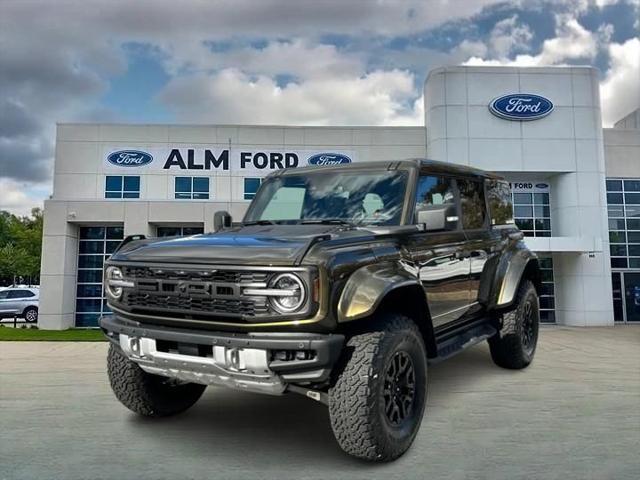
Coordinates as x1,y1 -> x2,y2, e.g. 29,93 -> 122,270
270,158 -> 503,180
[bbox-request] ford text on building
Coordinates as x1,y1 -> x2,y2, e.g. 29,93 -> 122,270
38,66 -> 640,329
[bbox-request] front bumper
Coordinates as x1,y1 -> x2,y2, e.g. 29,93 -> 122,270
99,315 -> 344,396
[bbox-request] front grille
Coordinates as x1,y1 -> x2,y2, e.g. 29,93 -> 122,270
119,266 -> 273,321
124,292 -> 268,317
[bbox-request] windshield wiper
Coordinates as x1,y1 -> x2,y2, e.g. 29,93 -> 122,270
299,218 -> 356,227
243,220 -> 277,226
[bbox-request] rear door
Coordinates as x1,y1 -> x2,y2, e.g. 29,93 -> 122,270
457,178 -> 509,309
10,289 -> 37,313
406,174 -> 471,328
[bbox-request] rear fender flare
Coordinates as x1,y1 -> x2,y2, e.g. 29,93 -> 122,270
492,244 -> 540,309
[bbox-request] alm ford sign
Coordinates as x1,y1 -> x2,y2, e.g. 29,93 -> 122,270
489,94 -> 554,121
104,147 -> 357,172
307,153 -> 352,166
107,150 -> 154,167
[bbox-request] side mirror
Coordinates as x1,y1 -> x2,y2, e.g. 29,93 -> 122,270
213,211 -> 232,232
416,205 -> 458,232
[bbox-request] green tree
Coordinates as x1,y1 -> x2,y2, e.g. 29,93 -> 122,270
0,208 -> 43,285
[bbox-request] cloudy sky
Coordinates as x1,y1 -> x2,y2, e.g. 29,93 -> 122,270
1,0 -> 638,215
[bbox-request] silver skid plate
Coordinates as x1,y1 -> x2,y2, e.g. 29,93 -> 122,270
119,334 -> 286,395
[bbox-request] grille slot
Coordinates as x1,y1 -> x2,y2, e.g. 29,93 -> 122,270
123,266 -> 268,284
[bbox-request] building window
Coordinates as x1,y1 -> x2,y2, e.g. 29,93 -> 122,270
511,182 -> 555,322
607,178 -> 640,271
105,176 -> 140,199
157,226 -> 204,237
175,177 -> 210,200
607,178 -> 640,323
76,226 -> 124,327
538,256 -> 556,324
244,177 -> 262,200
511,187 -> 552,238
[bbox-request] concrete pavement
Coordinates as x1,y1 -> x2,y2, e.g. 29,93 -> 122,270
1,326 -> 639,480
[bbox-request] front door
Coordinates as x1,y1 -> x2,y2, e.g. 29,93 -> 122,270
0,290 -> 18,315
407,175 -> 471,328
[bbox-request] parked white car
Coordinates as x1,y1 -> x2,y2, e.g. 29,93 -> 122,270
0,287 -> 39,322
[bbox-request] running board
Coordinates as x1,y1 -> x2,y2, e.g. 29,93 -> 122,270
430,322 -> 497,364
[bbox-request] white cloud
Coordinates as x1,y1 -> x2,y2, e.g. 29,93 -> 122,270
600,37 -> 640,126
536,15 -> 598,63
454,40 -> 489,58
186,39 -> 365,81
0,179 -> 48,217
464,14 -> 599,66
159,68 -> 422,126
489,15 -> 534,58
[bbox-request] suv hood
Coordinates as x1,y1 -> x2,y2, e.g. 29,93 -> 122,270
110,224 -> 370,266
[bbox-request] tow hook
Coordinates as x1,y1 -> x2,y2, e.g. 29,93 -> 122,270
286,385 -> 329,406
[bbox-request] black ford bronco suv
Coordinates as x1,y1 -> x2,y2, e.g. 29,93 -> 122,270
100,159 -> 540,462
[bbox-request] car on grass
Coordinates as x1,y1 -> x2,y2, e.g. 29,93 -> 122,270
0,287 -> 39,323
99,159 -> 541,462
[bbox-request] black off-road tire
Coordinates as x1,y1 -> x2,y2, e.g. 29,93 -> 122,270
328,314 -> 427,462
488,279 -> 539,370
107,344 -> 206,417
23,306 -> 38,323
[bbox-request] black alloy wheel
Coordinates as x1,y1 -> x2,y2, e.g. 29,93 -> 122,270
383,351 -> 416,427
521,299 -> 536,353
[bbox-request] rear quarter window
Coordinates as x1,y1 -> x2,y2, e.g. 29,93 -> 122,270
458,178 -> 487,229
486,180 -> 514,226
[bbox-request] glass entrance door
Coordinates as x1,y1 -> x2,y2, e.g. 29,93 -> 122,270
624,272 -> 640,322
612,272 -> 624,321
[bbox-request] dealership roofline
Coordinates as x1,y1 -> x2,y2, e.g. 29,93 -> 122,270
56,122 -> 426,129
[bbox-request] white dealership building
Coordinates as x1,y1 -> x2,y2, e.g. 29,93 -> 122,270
39,65 -> 640,329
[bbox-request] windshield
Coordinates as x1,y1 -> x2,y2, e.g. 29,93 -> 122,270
244,170 -> 408,226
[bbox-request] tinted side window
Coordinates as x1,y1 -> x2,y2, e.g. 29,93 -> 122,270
458,178 -> 487,229
0,291 -> 8,299
8,290 -> 35,299
415,176 -> 455,210
486,180 -> 514,226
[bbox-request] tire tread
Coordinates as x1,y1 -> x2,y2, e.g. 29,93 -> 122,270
489,280 -> 538,370
107,344 -> 205,417
329,315 -> 426,461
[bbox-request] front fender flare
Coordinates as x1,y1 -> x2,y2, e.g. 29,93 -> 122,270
337,263 -> 423,323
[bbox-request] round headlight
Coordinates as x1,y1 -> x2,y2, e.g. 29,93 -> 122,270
269,273 -> 306,313
105,266 -> 124,299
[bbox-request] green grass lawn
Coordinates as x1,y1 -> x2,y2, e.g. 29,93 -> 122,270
0,327 -> 106,341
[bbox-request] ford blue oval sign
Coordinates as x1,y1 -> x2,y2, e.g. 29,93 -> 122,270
489,94 -> 554,121
307,153 -> 352,166
107,150 -> 154,167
